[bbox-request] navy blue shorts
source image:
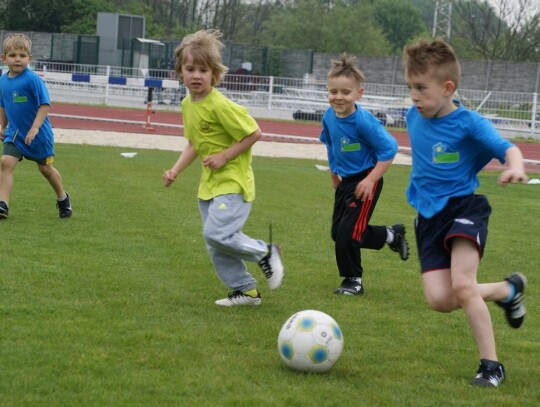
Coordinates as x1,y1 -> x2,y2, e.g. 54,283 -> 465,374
415,194 -> 491,273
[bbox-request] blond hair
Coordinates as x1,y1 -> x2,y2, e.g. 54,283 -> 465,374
2,33 -> 32,54
174,29 -> 228,86
327,53 -> 366,85
403,39 -> 461,88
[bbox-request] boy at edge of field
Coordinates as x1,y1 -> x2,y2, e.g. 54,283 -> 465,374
0,33 -> 72,220
320,53 -> 410,297
163,29 -> 284,306
403,38 -> 529,387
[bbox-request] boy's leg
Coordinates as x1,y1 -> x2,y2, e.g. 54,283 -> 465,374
37,163 -> 65,198
37,163 -> 72,218
199,196 -> 264,292
450,238 -> 497,362
205,194 -> 284,290
333,179 -> 386,284
0,154 -> 19,218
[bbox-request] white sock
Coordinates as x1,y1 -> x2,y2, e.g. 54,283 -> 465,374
350,277 -> 362,284
386,228 -> 394,244
57,193 -> 67,201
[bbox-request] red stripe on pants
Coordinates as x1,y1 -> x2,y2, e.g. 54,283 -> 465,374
352,179 -> 379,241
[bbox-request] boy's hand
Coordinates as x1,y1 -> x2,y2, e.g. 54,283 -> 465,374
163,170 -> 177,187
354,179 -> 375,201
498,169 -> 528,185
203,153 -> 227,171
25,127 -> 39,145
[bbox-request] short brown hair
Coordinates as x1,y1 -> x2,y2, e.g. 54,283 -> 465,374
2,33 -> 32,54
403,39 -> 460,88
327,53 -> 366,85
174,29 -> 228,86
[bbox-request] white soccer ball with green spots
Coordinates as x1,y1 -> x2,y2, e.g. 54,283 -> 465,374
277,310 -> 344,373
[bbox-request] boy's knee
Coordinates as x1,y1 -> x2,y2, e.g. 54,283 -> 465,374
38,164 -> 54,177
425,294 -> 455,312
427,299 -> 454,313
202,227 -> 225,248
1,155 -> 17,170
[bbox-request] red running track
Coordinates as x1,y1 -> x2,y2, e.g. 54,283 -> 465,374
49,104 -> 540,173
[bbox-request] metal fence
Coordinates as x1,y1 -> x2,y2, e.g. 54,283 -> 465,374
5,61 -> 537,138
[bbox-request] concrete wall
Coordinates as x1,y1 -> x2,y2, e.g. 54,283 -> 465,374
311,53 -> 540,93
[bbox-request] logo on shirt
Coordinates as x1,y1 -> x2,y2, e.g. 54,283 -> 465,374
432,142 -> 459,163
12,91 -> 27,103
199,121 -> 212,134
341,137 -> 361,152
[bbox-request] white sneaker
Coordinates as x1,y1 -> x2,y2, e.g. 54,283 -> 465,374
257,244 -> 284,290
215,290 -> 262,307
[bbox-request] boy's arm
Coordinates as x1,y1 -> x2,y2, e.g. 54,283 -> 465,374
24,104 -> 50,145
498,146 -> 528,185
354,159 -> 393,201
0,107 -> 6,140
163,141 -> 198,187
202,128 -> 262,171
330,171 -> 341,189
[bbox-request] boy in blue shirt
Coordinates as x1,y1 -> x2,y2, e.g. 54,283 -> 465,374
404,39 -> 529,387
0,33 -> 72,219
320,54 -> 409,296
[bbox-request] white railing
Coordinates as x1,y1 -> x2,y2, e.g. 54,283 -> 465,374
11,61 -> 537,138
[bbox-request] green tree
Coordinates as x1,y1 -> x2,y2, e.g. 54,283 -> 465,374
452,0 -> 540,61
372,0 -> 428,54
260,0 -> 391,55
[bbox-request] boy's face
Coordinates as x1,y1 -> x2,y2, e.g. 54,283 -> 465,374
180,52 -> 213,102
2,47 -> 32,77
326,75 -> 364,118
406,70 -> 456,119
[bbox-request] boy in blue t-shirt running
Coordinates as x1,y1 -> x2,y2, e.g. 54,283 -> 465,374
320,54 -> 410,297
403,39 -> 529,388
0,33 -> 71,219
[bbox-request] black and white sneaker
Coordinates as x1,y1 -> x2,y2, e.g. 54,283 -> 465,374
258,244 -> 284,290
470,359 -> 505,387
0,201 -> 8,220
334,278 -> 364,296
215,290 -> 262,307
495,273 -> 527,329
57,193 -> 72,218
388,224 -> 409,260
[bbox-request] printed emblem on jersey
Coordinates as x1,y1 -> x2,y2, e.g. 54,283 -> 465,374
199,121 -> 212,134
12,91 -> 27,103
341,137 -> 361,152
432,142 -> 459,163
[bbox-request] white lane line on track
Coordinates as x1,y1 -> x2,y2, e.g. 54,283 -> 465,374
49,113 -> 321,143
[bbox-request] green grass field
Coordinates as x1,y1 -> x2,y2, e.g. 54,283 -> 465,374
1,143 -> 538,406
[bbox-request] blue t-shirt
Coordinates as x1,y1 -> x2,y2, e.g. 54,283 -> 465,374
0,67 -> 54,159
320,104 -> 398,177
406,102 -> 513,218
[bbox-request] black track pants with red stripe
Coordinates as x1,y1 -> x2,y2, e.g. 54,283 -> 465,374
331,174 -> 387,278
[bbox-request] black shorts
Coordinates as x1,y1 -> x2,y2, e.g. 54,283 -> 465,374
2,142 -> 54,165
415,194 -> 491,273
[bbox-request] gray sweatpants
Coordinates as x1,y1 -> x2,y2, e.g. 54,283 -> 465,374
198,194 -> 268,292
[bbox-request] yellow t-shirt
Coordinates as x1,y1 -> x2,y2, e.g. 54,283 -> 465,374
181,88 -> 258,202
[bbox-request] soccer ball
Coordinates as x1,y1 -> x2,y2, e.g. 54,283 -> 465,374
277,310 -> 344,373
